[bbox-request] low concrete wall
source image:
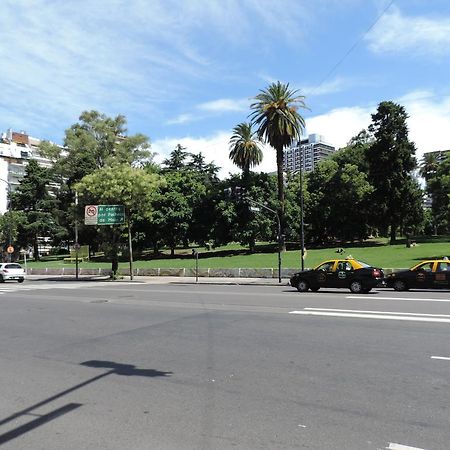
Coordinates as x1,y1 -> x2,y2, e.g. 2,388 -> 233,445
26,267 -> 405,278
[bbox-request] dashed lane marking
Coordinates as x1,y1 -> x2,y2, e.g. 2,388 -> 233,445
431,356 -> 450,361
348,296 -> 450,302
387,443 -> 425,450
289,308 -> 450,323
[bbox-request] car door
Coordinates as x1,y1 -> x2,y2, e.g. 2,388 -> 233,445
314,261 -> 336,288
434,261 -> 450,288
410,262 -> 434,289
335,260 -> 353,288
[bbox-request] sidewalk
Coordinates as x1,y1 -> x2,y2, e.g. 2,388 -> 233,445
25,274 -> 290,286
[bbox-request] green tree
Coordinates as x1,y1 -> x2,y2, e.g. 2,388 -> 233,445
58,110 -> 151,187
149,170 -> 205,256
0,210 -> 26,259
420,152 -> 439,182
367,101 -> 420,243
425,154 -> 450,234
162,144 -> 189,171
75,164 -> 164,276
10,160 -> 65,260
305,160 -> 373,243
250,81 -> 307,245
229,123 -> 263,178
49,110 -> 154,255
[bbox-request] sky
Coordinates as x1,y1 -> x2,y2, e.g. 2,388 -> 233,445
1,0 -> 450,178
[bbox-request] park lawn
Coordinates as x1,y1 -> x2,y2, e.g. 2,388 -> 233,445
23,241 -> 450,270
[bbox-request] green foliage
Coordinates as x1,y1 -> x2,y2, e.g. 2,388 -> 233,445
367,101 -> 420,243
249,81 -> 308,240
425,153 -> 450,233
57,110 -> 152,187
0,210 -> 26,252
10,160 -> 65,260
229,122 -> 263,176
75,164 -> 164,220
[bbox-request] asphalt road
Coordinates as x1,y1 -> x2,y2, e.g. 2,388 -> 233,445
0,279 -> 449,450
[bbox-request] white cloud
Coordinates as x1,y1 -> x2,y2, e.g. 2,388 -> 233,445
166,114 -> 195,125
306,106 -> 372,148
302,77 -> 350,97
366,6 -> 450,55
158,92 -> 450,179
306,92 -> 450,163
198,98 -> 250,113
152,132 -> 276,178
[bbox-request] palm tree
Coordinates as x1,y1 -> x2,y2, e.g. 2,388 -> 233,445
249,81 -> 307,243
420,152 -> 439,182
229,122 -> 263,178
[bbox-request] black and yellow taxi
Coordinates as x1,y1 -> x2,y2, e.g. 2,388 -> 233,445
290,258 -> 384,294
386,258 -> 450,291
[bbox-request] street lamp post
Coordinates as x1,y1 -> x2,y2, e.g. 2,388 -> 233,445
299,164 -> 305,271
247,197 -> 282,283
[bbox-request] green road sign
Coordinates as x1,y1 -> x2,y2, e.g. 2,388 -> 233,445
85,205 -> 125,225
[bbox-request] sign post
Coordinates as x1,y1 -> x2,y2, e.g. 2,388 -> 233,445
84,205 -> 128,279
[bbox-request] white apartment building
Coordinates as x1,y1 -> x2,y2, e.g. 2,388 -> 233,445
0,129 -> 56,214
283,134 -> 336,173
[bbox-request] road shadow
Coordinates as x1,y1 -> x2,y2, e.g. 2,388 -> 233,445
80,360 -> 173,378
0,360 -> 172,445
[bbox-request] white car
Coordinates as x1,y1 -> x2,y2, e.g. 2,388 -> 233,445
0,263 -> 25,283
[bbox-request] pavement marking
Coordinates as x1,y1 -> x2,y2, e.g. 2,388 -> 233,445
431,356 -> 450,361
289,308 -> 450,323
305,307 -> 450,318
387,443 -> 425,450
348,296 -> 450,302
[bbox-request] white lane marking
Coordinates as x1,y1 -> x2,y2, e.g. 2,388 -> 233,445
305,307 -> 450,318
289,310 -> 450,323
348,296 -> 450,302
431,356 -> 450,361
387,443 -> 425,450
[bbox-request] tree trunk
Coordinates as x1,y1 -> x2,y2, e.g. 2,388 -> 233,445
276,147 -> 286,252
170,246 -> 175,257
111,229 -> 119,278
33,235 -> 39,261
389,225 -> 396,244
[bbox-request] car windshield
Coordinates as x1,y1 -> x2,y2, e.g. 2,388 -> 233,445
5,264 -> 22,269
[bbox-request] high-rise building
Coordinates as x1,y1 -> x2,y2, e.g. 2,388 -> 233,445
283,134 -> 335,173
0,129 -> 58,214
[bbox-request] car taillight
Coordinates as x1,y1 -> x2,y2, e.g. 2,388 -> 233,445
372,269 -> 381,278
3,269 -> 8,273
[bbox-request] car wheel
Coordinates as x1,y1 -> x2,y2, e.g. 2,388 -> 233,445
296,279 -> 309,292
393,279 -> 408,291
18,278 -> 24,283
350,280 -> 363,294
310,286 -> 320,292
0,275 -> 4,283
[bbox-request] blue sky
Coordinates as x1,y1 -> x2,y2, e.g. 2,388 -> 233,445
1,0 -> 450,177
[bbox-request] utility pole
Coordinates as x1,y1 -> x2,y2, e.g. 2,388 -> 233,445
247,197 -> 282,283
127,209 -> 134,281
299,164 -> 305,271
75,191 -> 79,280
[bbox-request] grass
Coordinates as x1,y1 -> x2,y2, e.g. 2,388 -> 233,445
22,238 -> 450,270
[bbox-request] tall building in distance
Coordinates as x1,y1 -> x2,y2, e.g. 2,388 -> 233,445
0,129 -> 57,214
283,134 -> 336,173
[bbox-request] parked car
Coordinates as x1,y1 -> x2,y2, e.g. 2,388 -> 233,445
290,258 -> 384,294
386,258 -> 450,291
0,263 -> 26,283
